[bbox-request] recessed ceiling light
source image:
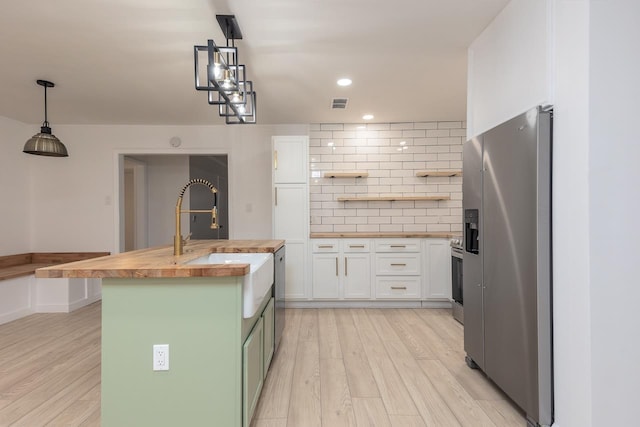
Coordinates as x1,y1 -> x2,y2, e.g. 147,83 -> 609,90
362,114 -> 374,120
337,78 -> 352,86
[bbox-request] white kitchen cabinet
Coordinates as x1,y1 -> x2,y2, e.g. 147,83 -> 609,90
309,238 -> 451,303
374,239 -> 422,300
272,136 -> 309,300
312,239 -> 371,300
273,136 -> 308,184
423,238 -> 452,300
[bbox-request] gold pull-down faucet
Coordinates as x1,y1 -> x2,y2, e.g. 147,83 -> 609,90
174,178 -> 219,256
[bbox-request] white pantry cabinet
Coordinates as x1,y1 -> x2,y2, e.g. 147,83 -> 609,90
312,240 -> 371,299
273,136 -> 308,184
272,136 -> 309,300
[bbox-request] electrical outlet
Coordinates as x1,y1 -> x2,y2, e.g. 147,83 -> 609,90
153,344 -> 169,371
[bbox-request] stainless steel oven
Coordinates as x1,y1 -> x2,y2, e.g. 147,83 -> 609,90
451,238 -> 464,324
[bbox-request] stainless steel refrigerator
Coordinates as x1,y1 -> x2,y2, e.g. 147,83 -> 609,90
463,106 -> 553,427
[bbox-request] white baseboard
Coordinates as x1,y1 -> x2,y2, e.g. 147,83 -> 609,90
69,294 -> 102,311
0,307 -> 34,325
285,300 -> 452,309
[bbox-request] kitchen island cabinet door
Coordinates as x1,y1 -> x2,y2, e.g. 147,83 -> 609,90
262,297 -> 275,377
243,317 -> 264,427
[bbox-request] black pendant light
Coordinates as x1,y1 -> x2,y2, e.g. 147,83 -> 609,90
23,79 -> 68,157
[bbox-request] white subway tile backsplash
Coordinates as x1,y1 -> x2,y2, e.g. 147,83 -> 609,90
357,224 -> 381,232
343,154 -> 368,162
379,177 -> 404,186
392,216 -> 416,224
437,137 -> 463,146
310,120 -> 465,233
426,129 -> 450,137
438,153 -> 462,161
426,224 -> 451,232
380,224 -> 404,232
334,225 -> 358,232
366,123 -> 391,131
438,121 -> 462,129
311,225 -> 335,233
404,224 -> 428,232
414,122 -> 438,130
345,216 -> 368,224
367,154 -> 391,162
377,131 -> 404,139
426,146 -> 450,153
332,131 -> 358,138
379,162 -> 404,170
403,208 -> 427,216
321,124 -> 344,131
333,208 -> 357,217
310,131 -> 333,139
390,122 -> 414,130
369,216 -> 391,224
402,130 -> 427,138
415,216 -> 440,224
322,216 -> 345,225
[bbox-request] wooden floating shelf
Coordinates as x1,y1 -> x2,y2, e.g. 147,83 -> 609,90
415,170 -> 462,177
337,196 -> 450,202
323,171 -> 369,178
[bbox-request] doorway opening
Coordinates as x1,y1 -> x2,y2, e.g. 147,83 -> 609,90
120,154 -> 229,252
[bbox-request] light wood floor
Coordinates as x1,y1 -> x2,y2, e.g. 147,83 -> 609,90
0,303 -> 525,426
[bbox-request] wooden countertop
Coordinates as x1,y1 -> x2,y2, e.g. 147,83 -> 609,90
35,240 -> 285,279
0,252 -> 110,281
310,232 -> 455,239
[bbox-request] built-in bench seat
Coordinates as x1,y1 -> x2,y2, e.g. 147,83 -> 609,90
0,252 -> 110,324
0,252 -> 110,281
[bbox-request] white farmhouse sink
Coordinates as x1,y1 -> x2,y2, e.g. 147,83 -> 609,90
187,253 -> 274,318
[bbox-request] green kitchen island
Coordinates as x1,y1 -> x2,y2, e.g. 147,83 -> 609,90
36,239 -> 285,427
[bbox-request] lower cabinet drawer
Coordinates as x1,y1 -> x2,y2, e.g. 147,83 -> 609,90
375,254 -> 421,275
375,277 -> 421,299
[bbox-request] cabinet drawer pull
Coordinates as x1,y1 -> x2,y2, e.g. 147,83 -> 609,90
318,245 -> 334,249
390,263 -> 407,267
349,245 -> 365,248
274,150 -> 278,170
275,187 -> 278,206
390,245 -> 406,248
335,257 -> 338,276
345,257 -> 348,276
391,286 -> 408,290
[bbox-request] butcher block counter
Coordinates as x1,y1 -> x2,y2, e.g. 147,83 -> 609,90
35,239 -> 284,279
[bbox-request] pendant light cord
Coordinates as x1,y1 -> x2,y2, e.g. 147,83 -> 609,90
43,85 -> 49,128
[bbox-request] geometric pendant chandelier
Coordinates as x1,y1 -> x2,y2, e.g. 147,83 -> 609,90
194,15 -> 257,124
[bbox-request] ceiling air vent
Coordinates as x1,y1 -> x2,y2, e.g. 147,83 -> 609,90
331,98 -> 349,109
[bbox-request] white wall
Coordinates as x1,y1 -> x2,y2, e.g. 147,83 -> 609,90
143,155 -> 190,247
0,116 -> 32,255
467,0 -> 553,138
553,2 -> 592,425
25,123 -> 306,254
468,0 -> 640,425
588,1 -> 640,425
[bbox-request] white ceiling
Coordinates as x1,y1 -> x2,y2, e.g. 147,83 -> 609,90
0,0 -> 508,126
